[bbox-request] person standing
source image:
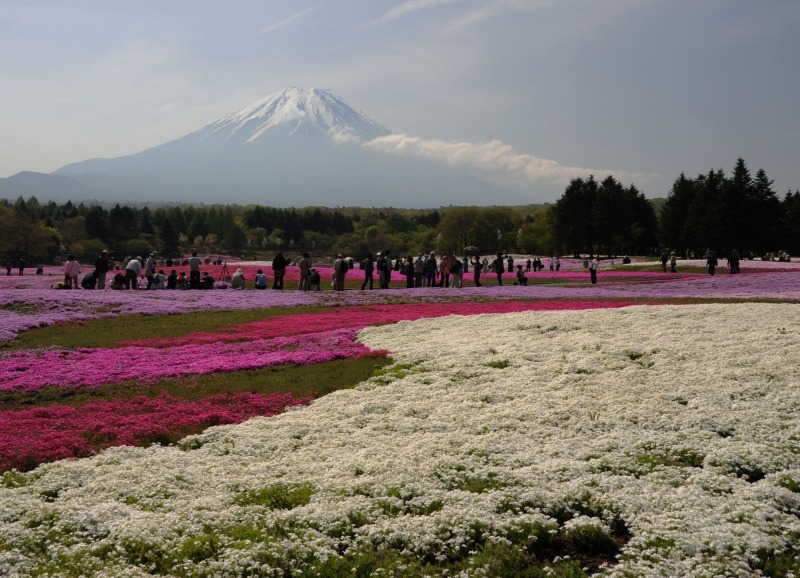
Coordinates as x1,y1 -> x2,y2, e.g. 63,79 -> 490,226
589,256 -> 599,284
728,250 -> 740,274
424,252 -> 437,287
63,255 -> 81,289
506,255 -> 513,273
450,255 -> 463,288
94,250 -> 110,290
272,251 -> 288,289
492,252 -> 504,286
361,253 -> 374,290
144,253 -> 157,289
188,252 -> 202,289
18,258 -> 25,276
439,254 -> 451,288
380,250 -> 392,289
660,251 -> 669,273
298,252 -> 313,291
125,256 -> 143,290
471,256 -> 483,287
670,252 -> 677,273
706,251 -> 718,276
413,253 -> 425,288
404,255 -> 415,288
333,254 -> 347,291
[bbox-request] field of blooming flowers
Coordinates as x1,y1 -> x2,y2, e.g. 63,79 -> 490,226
0,260 -> 799,577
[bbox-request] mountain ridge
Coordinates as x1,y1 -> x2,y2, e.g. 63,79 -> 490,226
3,88 -> 536,208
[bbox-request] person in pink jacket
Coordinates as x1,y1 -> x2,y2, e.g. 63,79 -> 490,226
63,255 -> 81,289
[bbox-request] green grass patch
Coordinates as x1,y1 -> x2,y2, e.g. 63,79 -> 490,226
4,305 -> 333,350
233,482 -> 315,509
484,359 -> 511,369
0,356 -> 392,411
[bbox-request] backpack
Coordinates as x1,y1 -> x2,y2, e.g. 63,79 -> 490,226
360,258 -> 367,270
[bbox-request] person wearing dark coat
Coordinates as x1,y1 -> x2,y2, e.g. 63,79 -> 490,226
272,251 -> 288,289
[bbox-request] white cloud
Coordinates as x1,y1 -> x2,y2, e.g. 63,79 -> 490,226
364,133 -> 657,188
258,7 -> 318,34
376,0 -> 464,25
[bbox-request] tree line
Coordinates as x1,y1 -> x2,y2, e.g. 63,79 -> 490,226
1,157 -> 796,264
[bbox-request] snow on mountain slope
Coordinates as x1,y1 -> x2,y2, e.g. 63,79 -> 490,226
191,88 -> 391,144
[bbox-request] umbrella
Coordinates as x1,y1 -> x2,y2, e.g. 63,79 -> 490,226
464,246 -> 479,256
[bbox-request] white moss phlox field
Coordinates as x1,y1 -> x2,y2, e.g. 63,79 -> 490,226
2,304 -> 800,577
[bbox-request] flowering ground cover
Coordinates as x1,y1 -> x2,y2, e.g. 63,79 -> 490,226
3,268 -> 798,343
1,304 -> 799,577
122,299 -> 648,348
0,262 -> 799,576
0,329 -> 382,393
0,392 -> 312,473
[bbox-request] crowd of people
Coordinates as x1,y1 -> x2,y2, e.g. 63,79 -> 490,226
38,249 -> 584,292
26,246 -> 786,292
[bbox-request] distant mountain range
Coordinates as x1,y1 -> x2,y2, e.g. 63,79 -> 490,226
0,88 -> 534,208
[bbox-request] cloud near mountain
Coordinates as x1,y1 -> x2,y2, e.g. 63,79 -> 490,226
364,134 -> 657,189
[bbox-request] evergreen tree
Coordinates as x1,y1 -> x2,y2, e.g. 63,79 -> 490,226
159,218 -> 180,256
554,176 -> 596,256
85,206 -> 111,243
659,173 -> 695,253
748,168 -> 781,253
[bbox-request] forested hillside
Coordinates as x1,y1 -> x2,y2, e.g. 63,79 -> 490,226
1,158 -> 796,264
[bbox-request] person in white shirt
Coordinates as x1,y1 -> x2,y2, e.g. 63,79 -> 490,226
63,255 -> 81,289
125,257 -> 143,290
188,252 -> 202,289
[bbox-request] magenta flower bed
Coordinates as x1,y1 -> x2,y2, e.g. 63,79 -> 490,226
0,329 -> 380,393
125,299 -> 648,348
3,270 -> 798,343
0,391 -> 312,472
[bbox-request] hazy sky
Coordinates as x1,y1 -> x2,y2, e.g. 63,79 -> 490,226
1,0 -> 797,202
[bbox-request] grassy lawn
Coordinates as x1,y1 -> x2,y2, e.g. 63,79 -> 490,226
5,305 -> 331,350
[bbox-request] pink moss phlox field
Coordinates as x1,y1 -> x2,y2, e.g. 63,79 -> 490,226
126,300 -> 648,347
0,391 -> 312,472
0,329 -> 379,393
2,269 -> 799,343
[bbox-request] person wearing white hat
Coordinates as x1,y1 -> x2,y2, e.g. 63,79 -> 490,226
125,256 -> 143,290
333,254 -> 347,291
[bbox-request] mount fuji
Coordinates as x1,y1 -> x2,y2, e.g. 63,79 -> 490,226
8,88 -> 531,207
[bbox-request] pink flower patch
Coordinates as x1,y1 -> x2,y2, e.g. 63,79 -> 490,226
123,300 -> 650,348
0,392 -> 312,472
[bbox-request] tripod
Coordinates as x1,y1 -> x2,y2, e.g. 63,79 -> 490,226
218,262 -> 231,282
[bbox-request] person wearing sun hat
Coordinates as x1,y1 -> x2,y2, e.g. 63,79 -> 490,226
333,253 -> 346,291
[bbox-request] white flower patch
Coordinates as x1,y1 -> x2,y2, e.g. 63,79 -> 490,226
1,304 -> 799,577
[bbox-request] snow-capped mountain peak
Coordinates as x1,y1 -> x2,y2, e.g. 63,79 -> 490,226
196,87 -> 391,144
